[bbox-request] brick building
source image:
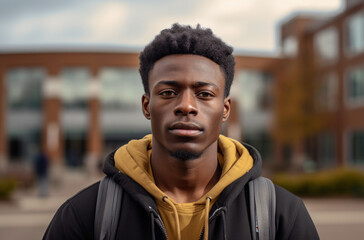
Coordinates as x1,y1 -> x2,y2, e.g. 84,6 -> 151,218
276,0 -> 364,169
0,49 -> 279,174
0,0 -> 363,174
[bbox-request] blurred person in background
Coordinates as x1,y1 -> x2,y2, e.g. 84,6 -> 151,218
43,23 -> 319,240
33,146 -> 49,197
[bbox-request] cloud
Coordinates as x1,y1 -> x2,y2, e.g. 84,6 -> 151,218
85,2 -> 129,42
1,1 -> 129,44
0,0 -> 342,52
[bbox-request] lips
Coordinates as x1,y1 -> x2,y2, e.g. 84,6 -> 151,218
168,122 -> 203,137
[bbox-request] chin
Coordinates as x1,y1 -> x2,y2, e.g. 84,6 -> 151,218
169,150 -> 202,161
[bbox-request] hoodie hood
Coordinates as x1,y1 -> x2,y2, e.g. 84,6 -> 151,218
110,135 -> 254,202
102,135 -> 262,240
102,135 -> 263,208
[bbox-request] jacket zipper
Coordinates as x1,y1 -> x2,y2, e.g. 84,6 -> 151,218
198,207 -> 225,240
156,214 -> 169,240
149,206 -> 168,240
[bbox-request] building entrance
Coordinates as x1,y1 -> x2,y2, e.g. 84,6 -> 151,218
64,132 -> 86,167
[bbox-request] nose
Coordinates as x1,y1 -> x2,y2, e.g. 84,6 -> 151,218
174,90 -> 198,116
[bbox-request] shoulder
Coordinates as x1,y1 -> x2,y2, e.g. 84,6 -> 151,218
43,182 -> 100,240
67,181 -> 100,211
274,184 -> 319,239
274,184 -> 302,207
63,181 -> 100,229
274,184 -> 306,224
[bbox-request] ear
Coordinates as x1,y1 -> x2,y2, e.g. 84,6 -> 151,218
222,97 -> 231,122
142,94 -> 151,120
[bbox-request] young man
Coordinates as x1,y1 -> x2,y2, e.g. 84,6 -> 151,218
43,24 -> 319,240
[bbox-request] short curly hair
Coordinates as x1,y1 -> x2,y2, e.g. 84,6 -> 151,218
139,23 -> 235,97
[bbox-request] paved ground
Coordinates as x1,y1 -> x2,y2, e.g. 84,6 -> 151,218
0,169 -> 100,240
305,198 -> 364,239
1,170 -> 364,240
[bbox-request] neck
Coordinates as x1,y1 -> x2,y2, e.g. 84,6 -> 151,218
151,141 -> 221,203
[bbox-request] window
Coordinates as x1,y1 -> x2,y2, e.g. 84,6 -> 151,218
316,73 -> 338,111
7,131 -> 40,162
61,67 -> 90,109
6,67 -> 44,110
99,67 -> 150,147
348,130 -> 364,165
345,10 -> 364,56
100,67 -> 143,111
244,131 -> 272,160
64,131 -> 86,167
282,36 -> 298,57
6,67 -> 43,162
236,70 -> 273,112
317,132 -> 336,167
235,70 -> 273,156
346,67 -> 364,107
314,27 -> 338,64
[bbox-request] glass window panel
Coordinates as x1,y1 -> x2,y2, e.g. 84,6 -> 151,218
316,73 -> 338,111
61,67 -> 90,109
349,131 -> 364,165
347,67 -> 364,105
282,36 -> 298,57
6,67 -> 44,110
318,132 -> 336,167
243,131 -> 272,160
236,70 -> 273,112
64,131 -> 86,167
345,10 -> 364,55
314,27 -> 338,64
100,67 -> 143,111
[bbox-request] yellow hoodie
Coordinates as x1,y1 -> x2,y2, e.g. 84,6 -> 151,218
114,134 -> 253,240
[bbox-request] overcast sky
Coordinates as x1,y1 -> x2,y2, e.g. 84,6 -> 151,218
0,0 -> 343,54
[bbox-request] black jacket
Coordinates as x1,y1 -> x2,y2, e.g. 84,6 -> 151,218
43,144 -> 319,240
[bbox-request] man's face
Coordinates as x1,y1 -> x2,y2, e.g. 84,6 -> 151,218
142,54 -> 230,159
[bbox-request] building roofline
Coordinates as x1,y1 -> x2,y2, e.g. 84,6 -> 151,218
0,44 -> 143,54
276,2 -> 364,34
306,1 -> 364,32
0,44 -> 281,59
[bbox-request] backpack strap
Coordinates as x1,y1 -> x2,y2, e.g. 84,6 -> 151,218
249,176 -> 276,240
95,176 -> 123,240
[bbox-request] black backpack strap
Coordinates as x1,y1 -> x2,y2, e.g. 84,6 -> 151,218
95,176 -> 123,240
249,176 -> 276,240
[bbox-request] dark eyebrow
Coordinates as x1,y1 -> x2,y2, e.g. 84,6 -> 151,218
194,81 -> 218,89
156,80 -> 218,89
156,80 -> 181,87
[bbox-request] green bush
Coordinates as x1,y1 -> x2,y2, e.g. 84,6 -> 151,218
0,178 -> 17,200
272,168 -> 364,198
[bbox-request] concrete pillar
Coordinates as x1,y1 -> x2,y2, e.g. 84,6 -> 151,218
43,76 -> 63,183
0,68 -> 7,172
86,77 -> 103,177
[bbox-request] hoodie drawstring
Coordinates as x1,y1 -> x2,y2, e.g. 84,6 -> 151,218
162,196 -> 181,240
162,195 -> 212,240
204,196 -> 212,240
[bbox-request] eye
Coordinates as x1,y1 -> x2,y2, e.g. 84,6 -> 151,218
197,91 -> 214,99
159,90 -> 177,97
